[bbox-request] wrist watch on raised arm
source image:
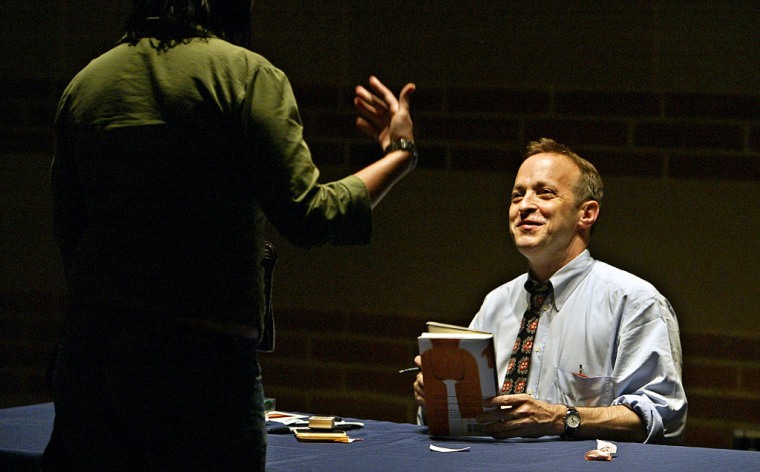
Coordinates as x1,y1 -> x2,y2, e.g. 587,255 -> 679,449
384,138 -> 418,169
561,406 -> 581,439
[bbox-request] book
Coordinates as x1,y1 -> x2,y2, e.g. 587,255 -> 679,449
425,321 -> 490,335
293,428 -> 351,443
418,322 -> 498,437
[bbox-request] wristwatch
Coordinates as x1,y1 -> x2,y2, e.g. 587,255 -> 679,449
561,406 -> 581,439
384,138 -> 418,168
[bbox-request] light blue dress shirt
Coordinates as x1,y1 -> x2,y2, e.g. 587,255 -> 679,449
470,250 -> 687,443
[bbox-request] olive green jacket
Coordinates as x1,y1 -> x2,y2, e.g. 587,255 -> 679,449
52,37 -> 371,332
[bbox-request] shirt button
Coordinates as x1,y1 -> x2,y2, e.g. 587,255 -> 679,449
542,304 -> 550,311
535,346 -> 541,353
527,388 -> 534,396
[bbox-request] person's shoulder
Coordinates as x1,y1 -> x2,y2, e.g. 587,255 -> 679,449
203,38 -> 282,73
473,273 -> 528,324
588,259 -> 678,324
483,273 -> 528,300
590,259 -> 661,297
72,43 -> 129,73
60,43 -> 131,95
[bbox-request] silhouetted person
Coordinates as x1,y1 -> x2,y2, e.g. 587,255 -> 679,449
44,1 -> 417,470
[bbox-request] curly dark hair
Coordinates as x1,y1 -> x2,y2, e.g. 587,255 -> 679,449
123,0 -> 252,49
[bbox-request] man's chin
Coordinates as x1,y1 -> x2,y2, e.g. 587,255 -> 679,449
514,235 -> 542,249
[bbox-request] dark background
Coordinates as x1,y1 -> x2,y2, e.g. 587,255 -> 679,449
2,1 -> 759,449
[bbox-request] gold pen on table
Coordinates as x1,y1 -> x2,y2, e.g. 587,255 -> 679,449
398,367 -> 420,374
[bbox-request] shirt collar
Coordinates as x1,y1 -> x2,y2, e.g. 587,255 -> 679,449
538,250 -> 595,312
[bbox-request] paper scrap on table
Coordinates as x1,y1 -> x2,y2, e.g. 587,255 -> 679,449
266,411 -> 308,424
585,440 -> 617,461
596,440 -> 617,455
430,444 -> 471,453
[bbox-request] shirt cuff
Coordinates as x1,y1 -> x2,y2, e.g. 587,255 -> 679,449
331,175 -> 372,246
612,394 -> 663,443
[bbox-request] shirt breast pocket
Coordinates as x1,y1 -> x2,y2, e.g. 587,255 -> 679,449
554,368 -> 612,406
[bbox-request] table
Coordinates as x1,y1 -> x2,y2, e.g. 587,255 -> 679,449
2,403 -> 760,471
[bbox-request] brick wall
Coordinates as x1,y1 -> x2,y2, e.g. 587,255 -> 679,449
294,83 -> 760,179
682,332 -> 760,449
257,308 -> 421,424
5,300 -> 760,450
2,79 -> 760,449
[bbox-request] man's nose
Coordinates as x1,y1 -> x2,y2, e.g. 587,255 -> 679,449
517,193 -> 538,213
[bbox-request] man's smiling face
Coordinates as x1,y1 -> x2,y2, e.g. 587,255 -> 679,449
509,153 -> 586,265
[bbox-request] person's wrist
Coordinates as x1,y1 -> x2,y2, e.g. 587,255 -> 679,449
384,138 -> 418,169
553,404 -> 567,436
560,405 -> 581,439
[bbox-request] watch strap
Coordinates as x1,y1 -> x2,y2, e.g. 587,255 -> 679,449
384,138 -> 418,169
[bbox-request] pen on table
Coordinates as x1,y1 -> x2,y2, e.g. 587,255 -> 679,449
398,367 -> 420,374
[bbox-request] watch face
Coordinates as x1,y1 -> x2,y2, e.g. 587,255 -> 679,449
567,412 -> 581,428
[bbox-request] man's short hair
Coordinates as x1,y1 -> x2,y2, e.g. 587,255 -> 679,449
523,138 -> 604,206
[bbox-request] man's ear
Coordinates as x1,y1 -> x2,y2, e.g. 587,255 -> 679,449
578,200 -> 600,230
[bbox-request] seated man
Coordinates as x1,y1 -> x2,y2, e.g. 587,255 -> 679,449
414,138 -> 687,444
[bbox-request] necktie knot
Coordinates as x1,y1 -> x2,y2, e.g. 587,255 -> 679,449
525,280 -> 553,308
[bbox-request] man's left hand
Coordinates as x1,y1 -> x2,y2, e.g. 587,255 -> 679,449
477,394 -> 565,439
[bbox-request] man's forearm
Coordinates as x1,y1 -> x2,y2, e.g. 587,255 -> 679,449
354,149 -> 415,208
480,395 -> 648,442
572,404 -> 647,443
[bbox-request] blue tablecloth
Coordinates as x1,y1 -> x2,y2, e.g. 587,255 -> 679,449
2,403 -> 760,471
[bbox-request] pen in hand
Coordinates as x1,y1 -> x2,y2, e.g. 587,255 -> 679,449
398,367 -> 420,374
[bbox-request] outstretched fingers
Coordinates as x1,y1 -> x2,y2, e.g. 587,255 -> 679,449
354,88 -> 390,136
368,76 -> 400,113
397,82 -> 416,113
353,76 -> 416,148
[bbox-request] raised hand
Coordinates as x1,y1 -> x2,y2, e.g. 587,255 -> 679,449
354,76 -> 415,151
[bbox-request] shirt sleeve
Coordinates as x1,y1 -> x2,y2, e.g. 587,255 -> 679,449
240,64 -> 371,248
610,296 -> 688,443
